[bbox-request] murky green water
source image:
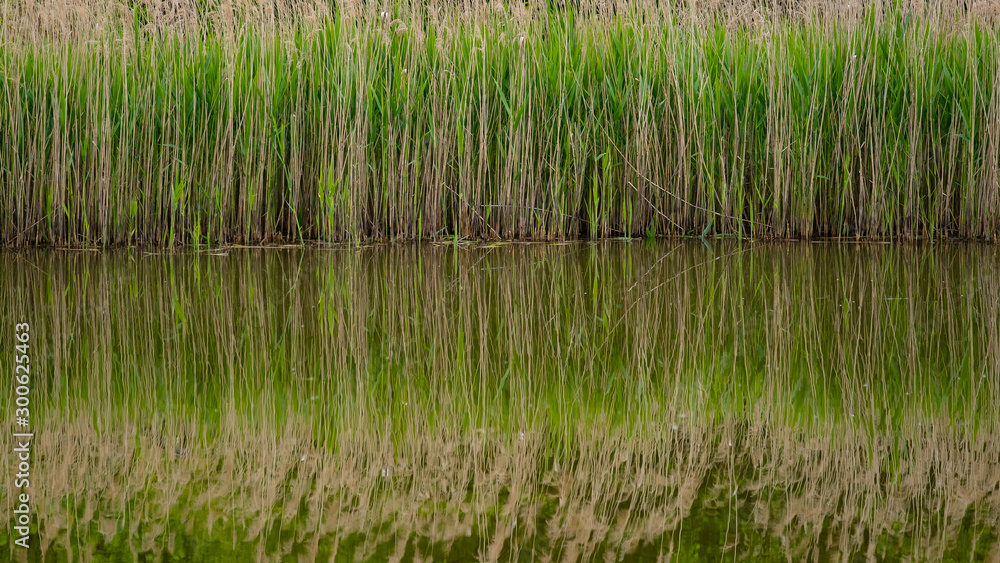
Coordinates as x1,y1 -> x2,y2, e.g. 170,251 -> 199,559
2,241 -> 999,561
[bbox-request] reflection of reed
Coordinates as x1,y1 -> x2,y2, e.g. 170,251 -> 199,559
6,412 -> 999,561
1,242 -> 999,560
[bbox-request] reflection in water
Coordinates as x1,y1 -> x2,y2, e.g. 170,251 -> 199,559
1,242 -> 999,561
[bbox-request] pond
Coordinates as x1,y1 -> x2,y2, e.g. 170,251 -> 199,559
1,241 -> 998,561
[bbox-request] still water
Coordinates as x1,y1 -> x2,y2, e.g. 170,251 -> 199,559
1,241 -> 998,561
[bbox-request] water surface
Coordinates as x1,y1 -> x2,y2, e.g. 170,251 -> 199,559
1,241 -> 998,561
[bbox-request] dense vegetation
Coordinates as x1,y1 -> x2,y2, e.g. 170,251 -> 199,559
2,1 -> 999,245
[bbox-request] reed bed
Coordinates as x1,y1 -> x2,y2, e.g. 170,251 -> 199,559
1,242 -> 999,559
2,1 -> 1000,245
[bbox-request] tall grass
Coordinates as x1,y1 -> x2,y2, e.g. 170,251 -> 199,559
2,1 -> 1000,245
1,242 -> 999,559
